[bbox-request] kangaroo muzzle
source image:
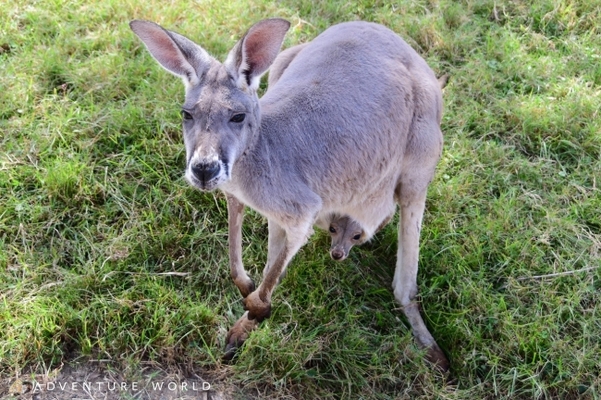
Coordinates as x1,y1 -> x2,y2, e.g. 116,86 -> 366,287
191,161 -> 221,184
330,247 -> 347,261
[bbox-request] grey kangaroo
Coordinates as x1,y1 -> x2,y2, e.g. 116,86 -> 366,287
130,18 -> 447,370
320,212 -> 393,261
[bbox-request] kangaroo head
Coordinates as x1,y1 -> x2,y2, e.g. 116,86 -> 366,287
328,214 -> 367,261
130,19 -> 290,191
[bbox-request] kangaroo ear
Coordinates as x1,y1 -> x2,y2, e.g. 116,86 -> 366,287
130,20 -> 213,87
224,18 -> 290,91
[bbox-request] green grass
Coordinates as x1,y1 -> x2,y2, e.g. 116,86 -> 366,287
1,0 -> 600,398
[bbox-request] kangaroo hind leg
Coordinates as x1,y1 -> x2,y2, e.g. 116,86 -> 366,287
394,178 -> 448,372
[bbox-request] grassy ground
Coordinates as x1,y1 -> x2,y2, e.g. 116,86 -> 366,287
1,0 -> 600,398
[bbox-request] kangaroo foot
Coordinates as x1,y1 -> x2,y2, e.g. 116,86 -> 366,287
424,342 -> 450,373
242,290 -> 272,322
223,311 -> 258,361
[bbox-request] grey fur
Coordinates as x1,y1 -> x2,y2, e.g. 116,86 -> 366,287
268,49 -> 448,263
130,18 -> 448,370
267,43 -> 308,87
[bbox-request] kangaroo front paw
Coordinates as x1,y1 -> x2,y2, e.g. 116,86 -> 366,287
234,276 -> 256,298
223,311 -> 258,361
242,291 -> 272,322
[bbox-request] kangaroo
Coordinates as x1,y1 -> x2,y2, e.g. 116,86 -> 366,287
321,211 -> 393,261
130,18 -> 448,370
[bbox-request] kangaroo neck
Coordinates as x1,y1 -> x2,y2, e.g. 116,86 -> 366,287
222,106 -> 276,209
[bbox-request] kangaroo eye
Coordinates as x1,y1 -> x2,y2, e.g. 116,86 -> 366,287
353,234 -> 362,241
329,226 -> 336,233
181,110 -> 193,120
230,113 -> 245,123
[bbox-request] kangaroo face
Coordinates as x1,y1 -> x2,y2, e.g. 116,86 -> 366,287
129,18 -> 288,193
182,64 -> 259,192
328,215 -> 366,261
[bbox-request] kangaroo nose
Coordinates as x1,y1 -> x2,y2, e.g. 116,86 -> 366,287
191,162 -> 220,183
330,249 -> 345,261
